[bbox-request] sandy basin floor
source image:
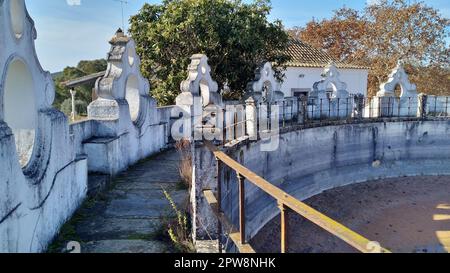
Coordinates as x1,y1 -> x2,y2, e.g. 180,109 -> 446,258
251,176 -> 450,253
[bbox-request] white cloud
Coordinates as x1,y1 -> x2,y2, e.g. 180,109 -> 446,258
66,0 -> 81,6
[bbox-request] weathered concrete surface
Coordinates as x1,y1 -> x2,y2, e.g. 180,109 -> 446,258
0,1 -> 87,253
191,143 -> 220,241
85,31 -> 172,177
51,149 -> 188,253
252,176 -> 450,253
1,2 -> 174,253
216,120 -> 450,244
83,240 -> 169,253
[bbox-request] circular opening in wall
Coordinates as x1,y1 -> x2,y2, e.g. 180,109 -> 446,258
262,81 -> 272,101
394,84 -> 403,97
200,79 -> 210,106
125,75 -> 140,122
4,59 -> 37,168
128,47 -> 135,67
10,0 -> 25,39
201,65 -> 207,75
326,82 -> 338,93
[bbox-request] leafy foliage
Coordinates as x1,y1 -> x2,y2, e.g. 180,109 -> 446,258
129,0 -> 290,105
60,99 -> 88,117
289,0 -> 449,96
288,8 -> 367,63
53,59 -> 107,110
405,64 -> 450,96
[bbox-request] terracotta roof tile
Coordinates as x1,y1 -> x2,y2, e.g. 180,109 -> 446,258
286,39 -> 369,70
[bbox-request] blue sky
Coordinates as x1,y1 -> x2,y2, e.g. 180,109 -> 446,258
26,0 -> 450,72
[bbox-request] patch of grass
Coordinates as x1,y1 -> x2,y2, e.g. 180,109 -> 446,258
46,210 -> 86,253
84,197 -> 97,209
68,115 -> 88,124
127,232 -> 158,241
176,180 -> 189,191
152,223 -> 170,242
47,172 -> 123,253
46,193 -> 105,253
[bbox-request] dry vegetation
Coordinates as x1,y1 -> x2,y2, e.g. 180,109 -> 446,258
175,139 -> 193,190
160,139 -> 195,253
162,189 -> 195,253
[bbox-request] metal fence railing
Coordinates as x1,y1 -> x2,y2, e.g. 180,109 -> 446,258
203,140 -> 391,253
215,95 -> 450,145
426,96 -> 450,117
197,94 -> 449,253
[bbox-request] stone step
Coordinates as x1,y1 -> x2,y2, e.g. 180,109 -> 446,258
114,181 -> 182,191
82,240 -> 171,253
114,172 -> 181,184
87,174 -> 111,197
76,217 -> 164,241
148,151 -> 181,161
104,189 -> 188,218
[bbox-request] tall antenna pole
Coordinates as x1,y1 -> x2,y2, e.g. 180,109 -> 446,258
114,0 -> 128,31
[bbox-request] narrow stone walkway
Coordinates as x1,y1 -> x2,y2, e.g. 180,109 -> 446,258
50,149 -> 187,253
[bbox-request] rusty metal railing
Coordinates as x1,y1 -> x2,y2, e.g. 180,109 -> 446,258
204,140 -> 391,253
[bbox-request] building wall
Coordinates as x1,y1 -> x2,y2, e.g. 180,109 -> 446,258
281,67 -> 369,97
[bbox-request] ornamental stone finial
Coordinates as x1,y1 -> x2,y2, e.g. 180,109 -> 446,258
312,63 -> 349,99
177,54 -> 222,108
377,61 -> 417,97
246,62 -> 284,103
88,30 -> 153,125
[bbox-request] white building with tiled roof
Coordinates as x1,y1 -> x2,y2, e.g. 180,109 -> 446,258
282,39 -> 369,98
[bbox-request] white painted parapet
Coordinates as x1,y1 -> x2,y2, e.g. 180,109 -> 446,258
174,54 -> 224,141
173,54 -> 225,242
245,97 -> 258,140
0,0 -> 87,252
245,62 -> 284,104
370,61 -> 420,118
179,54 -> 223,109
378,61 -> 417,97
310,63 -> 353,119
1,5 -> 172,253
245,62 -> 298,132
426,95 -> 450,117
87,30 -> 167,176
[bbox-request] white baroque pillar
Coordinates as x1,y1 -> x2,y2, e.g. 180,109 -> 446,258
245,97 -> 257,140
376,61 -> 418,117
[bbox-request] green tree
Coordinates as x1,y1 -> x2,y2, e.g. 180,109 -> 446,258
129,0 -> 290,105
60,99 -> 88,117
53,59 -> 107,110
